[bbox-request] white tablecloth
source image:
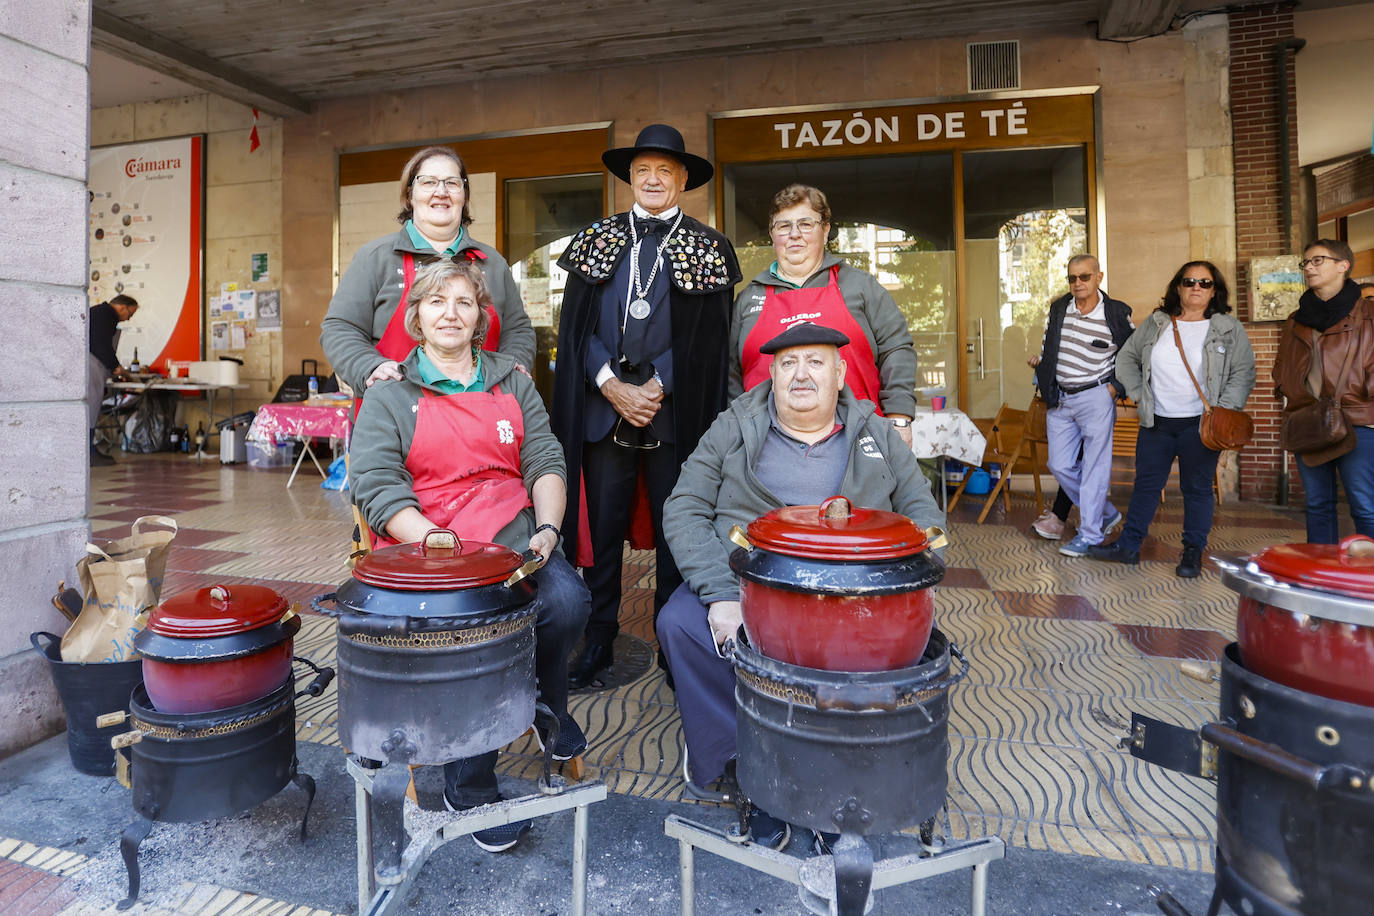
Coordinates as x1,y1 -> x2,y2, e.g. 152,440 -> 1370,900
908,405 -> 987,466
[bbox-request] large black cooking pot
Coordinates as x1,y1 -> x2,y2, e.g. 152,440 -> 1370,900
313,528 -> 541,766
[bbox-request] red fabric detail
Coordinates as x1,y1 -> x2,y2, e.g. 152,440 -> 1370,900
575,475 -> 594,567
627,472 -> 654,550
371,385 -> 530,548
463,248 -> 488,261
249,108 -> 260,153
739,265 -> 884,414
376,252 -> 419,362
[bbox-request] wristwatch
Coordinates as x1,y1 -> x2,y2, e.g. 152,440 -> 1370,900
652,370 -> 665,390
890,416 -> 912,429
535,523 -> 561,539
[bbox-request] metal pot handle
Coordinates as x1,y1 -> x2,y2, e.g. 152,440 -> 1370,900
290,656 -> 335,699
421,528 -> 459,554
728,525 -> 751,550
1199,722 -> 1369,793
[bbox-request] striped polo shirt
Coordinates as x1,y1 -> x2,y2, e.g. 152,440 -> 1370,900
1056,293 -> 1117,390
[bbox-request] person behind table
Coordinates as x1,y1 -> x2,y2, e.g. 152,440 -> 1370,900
657,321 -> 944,851
1029,254 -> 1132,557
552,124 -> 741,689
728,184 -> 917,445
1273,240 -> 1374,542
87,294 -> 138,466
321,145 -> 535,393
1088,261 -> 1255,576
349,259 -> 588,854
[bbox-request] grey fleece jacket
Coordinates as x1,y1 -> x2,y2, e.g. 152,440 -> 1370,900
664,384 -> 945,606
1115,310 -> 1256,427
349,348 -> 564,552
320,228 -> 535,393
728,252 -> 918,417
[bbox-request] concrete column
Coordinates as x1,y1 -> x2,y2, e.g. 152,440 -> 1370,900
0,2 -> 95,758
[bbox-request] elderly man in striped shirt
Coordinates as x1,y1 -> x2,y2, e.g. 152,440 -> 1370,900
1030,254 -> 1134,557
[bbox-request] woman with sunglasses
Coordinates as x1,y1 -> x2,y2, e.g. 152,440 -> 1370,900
1089,260 -> 1255,577
1274,239 -> 1374,542
321,145 -> 534,395
727,184 -> 917,444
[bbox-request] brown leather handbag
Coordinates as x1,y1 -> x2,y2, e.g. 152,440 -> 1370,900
1279,331 -> 1358,455
1172,318 -> 1254,451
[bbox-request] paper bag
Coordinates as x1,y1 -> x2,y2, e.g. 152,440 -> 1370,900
61,515 -> 178,663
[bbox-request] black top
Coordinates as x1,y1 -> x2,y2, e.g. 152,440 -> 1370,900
89,302 -> 121,371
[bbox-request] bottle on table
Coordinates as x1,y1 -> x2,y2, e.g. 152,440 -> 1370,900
193,422 -> 207,453
307,375 -> 319,400
130,348 -> 141,373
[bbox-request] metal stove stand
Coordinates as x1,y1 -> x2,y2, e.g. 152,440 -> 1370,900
346,755 -> 607,916
664,815 -> 1005,916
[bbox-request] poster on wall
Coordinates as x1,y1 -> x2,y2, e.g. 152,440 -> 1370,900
89,135 -> 204,369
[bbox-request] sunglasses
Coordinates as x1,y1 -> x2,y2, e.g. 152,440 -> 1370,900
1179,277 -> 1215,289
1067,272 -> 1096,283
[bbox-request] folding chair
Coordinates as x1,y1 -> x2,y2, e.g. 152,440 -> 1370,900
948,402 -> 1045,524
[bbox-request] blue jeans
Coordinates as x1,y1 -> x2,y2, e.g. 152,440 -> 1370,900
1117,415 -> 1219,553
444,550 -> 590,806
1295,426 -> 1374,544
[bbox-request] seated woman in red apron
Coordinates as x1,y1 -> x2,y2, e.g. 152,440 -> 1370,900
320,145 -> 536,396
350,259 -> 589,854
728,183 -> 918,445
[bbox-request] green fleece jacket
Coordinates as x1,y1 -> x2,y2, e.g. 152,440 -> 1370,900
349,348 -> 563,551
728,252 -> 918,417
320,227 -> 535,393
1116,311 -> 1256,427
664,384 -> 945,606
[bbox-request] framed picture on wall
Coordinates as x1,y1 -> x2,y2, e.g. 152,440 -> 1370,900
89,135 -> 206,370
1249,255 -> 1302,322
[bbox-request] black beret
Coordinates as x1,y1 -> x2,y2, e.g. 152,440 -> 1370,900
758,321 -> 851,355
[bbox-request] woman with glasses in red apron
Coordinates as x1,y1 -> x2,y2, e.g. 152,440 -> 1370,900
349,259 -> 588,854
321,145 -> 536,397
729,184 -> 918,444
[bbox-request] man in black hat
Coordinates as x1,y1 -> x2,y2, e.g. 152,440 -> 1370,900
554,124 -> 742,689
655,321 -> 944,849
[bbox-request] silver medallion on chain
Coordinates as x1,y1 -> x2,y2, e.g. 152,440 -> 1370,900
624,211 -> 684,329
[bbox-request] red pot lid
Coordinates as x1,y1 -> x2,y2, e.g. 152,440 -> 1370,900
1249,535 -> 1374,600
745,496 -> 930,561
352,528 -> 524,591
149,584 -> 289,638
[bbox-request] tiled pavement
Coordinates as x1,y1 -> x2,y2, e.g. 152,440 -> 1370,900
6,453 -> 1317,911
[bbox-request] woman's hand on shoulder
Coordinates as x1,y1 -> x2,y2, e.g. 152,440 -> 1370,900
366,360 -> 403,388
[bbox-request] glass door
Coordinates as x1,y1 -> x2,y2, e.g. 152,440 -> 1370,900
723,154 -> 957,402
504,173 -> 604,407
960,147 -> 1088,418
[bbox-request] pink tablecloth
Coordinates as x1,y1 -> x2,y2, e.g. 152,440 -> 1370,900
249,402 -> 352,444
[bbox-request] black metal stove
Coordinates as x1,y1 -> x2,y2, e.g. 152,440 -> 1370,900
1128,644 -> 1374,916
103,658 -> 332,910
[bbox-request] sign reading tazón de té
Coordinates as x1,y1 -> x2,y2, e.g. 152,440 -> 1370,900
715,94 -> 1096,158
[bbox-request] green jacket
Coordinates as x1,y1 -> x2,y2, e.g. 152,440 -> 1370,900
321,228 -> 535,393
728,252 -> 918,417
664,384 -> 944,606
1115,310 -> 1256,427
350,348 -> 563,551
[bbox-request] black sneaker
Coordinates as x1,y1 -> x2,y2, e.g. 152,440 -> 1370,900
534,711 -> 588,761
1086,542 -> 1140,565
748,806 -> 791,851
443,790 -> 531,853
1176,545 -> 1203,579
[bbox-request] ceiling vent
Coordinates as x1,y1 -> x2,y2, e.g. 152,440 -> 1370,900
967,40 -> 1020,92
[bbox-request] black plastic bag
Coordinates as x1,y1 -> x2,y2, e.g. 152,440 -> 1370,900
123,389 -> 177,453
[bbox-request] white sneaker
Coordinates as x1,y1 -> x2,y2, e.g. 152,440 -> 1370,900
1031,511 -> 1065,540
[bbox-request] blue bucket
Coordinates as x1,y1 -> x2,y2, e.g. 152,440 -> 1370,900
965,469 -> 992,495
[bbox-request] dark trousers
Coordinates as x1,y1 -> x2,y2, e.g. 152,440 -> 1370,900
444,551 -> 589,805
580,431 -> 682,645
1117,415 -> 1219,553
655,584 -> 735,786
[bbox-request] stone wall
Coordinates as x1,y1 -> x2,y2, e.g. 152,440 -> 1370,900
0,2 -> 96,757
91,95 -> 286,412
280,27 -> 1209,375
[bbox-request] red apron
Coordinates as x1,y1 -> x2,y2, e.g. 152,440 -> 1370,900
375,250 -> 502,363
371,384 -> 530,548
739,265 -> 884,413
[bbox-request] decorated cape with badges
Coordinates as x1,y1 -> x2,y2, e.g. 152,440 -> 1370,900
552,212 -> 741,566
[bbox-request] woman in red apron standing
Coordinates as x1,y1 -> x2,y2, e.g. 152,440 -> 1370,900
321,145 -> 536,395
350,260 -> 588,854
729,184 -> 918,445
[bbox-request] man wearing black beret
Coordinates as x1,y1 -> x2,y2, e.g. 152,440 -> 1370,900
657,321 -> 944,849
554,124 -> 742,689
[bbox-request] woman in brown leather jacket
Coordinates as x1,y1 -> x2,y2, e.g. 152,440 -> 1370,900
1274,239 -> 1374,543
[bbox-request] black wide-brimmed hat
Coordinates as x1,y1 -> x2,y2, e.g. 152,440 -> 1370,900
601,124 -> 714,191
759,321 -> 851,354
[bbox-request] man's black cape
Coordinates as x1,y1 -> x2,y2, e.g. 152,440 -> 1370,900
552,212 -> 741,566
